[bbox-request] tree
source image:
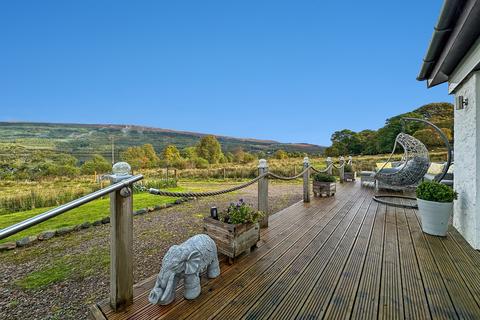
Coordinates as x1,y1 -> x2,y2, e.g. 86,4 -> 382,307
182,147 -> 197,159
81,154 -> 111,174
357,130 -> 378,155
162,145 -> 181,166
413,128 -> 453,148
120,144 -> 160,169
243,152 -> 256,163
196,135 -> 223,164
274,149 -> 288,159
233,147 -> 245,163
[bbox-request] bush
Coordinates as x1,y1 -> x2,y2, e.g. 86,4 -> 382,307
81,155 -> 111,175
416,181 -> 457,203
312,173 -> 336,183
219,199 -> 264,224
194,157 -> 209,169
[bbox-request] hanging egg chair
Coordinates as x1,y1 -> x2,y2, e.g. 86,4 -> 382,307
373,117 -> 453,208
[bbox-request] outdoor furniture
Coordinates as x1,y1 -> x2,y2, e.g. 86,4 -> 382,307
360,171 -> 375,187
373,118 -> 453,208
424,162 -> 454,186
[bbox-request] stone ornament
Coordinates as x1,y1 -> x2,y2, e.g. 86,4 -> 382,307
149,234 -> 220,305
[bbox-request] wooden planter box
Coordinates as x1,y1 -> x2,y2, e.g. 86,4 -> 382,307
344,172 -> 356,182
203,217 -> 260,264
313,181 -> 336,197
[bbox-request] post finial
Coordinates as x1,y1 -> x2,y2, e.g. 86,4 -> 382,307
110,162 -> 132,183
258,159 -> 268,168
326,157 -> 332,163
303,157 -> 309,165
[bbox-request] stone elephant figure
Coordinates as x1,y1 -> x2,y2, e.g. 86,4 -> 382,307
148,234 -> 220,305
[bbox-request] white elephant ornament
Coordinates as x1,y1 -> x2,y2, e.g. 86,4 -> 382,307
148,234 -> 220,305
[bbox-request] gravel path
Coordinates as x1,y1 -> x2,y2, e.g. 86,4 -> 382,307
0,180 -> 303,320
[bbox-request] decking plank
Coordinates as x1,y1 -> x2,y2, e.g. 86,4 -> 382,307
155,185 -> 363,320
322,201 -> 379,320
98,184 -> 359,319
413,210 -> 480,319
404,205 -> 458,319
297,196 -> 377,320
379,203 -> 404,320
350,203 -> 386,320
396,203 -> 430,319
219,189 -> 371,319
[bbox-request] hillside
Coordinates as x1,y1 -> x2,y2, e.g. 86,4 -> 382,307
0,122 -> 325,161
324,102 -> 454,156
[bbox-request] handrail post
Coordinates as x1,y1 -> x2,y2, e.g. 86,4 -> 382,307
109,162 -> 134,311
258,159 -> 269,228
303,157 -> 310,203
326,157 -> 333,175
339,156 -> 345,183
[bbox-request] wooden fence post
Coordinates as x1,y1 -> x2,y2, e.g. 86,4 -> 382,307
326,157 -> 333,175
258,159 -> 269,228
339,156 -> 345,183
109,163 -> 134,311
303,157 -> 310,203
223,168 -> 226,180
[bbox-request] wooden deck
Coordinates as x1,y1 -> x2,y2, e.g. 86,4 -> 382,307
92,182 -> 480,319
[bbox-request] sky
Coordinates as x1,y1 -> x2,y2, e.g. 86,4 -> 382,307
0,1 -> 451,146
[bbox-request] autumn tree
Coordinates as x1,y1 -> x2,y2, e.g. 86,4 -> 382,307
120,144 -> 160,169
274,149 -> 288,160
162,145 -> 181,164
196,135 -> 223,164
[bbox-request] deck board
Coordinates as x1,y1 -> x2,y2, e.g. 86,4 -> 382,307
92,182 -> 480,320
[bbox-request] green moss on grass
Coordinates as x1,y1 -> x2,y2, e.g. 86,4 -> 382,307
15,247 -> 109,290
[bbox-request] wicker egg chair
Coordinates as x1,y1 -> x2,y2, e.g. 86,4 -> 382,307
373,117 -> 452,208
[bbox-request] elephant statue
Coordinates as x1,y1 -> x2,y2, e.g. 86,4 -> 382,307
148,234 -> 220,305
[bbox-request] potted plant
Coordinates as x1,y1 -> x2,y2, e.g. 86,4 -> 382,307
416,181 -> 457,236
312,173 -> 336,197
203,199 -> 264,264
343,164 -> 355,182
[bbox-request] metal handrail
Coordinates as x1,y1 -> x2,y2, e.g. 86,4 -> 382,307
0,174 -> 143,240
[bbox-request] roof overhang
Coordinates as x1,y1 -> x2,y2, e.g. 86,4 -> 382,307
417,0 -> 480,87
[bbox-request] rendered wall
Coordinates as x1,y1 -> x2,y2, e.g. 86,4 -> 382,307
452,71 -> 480,249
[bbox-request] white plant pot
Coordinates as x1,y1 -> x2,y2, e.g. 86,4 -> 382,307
417,198 -> 453,236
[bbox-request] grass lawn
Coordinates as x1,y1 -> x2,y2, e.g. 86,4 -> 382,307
0,187 -> 185,244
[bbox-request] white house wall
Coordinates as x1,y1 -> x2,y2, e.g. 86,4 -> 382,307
452,71 -> 480,249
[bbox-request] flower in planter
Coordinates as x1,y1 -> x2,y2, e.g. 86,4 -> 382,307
219,200 -> 264,224
312,173 -> 336,183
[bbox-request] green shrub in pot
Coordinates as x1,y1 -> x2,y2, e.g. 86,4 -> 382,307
416,181 -> 457,237
416,181 -> 457,202
312,173 -> 336,183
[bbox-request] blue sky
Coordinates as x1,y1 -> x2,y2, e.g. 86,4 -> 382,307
0,1 -> 450,146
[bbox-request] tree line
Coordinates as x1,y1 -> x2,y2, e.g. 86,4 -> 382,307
324,102 -> 454,156
0,135 -> 300,180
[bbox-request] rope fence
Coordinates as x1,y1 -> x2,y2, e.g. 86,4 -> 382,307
267,167 -> 309,180
310,164 -> 333,174
147,158 -> 350,199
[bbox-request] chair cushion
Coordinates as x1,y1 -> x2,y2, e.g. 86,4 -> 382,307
428,162 -> 445,175
376,162 -> 392,170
